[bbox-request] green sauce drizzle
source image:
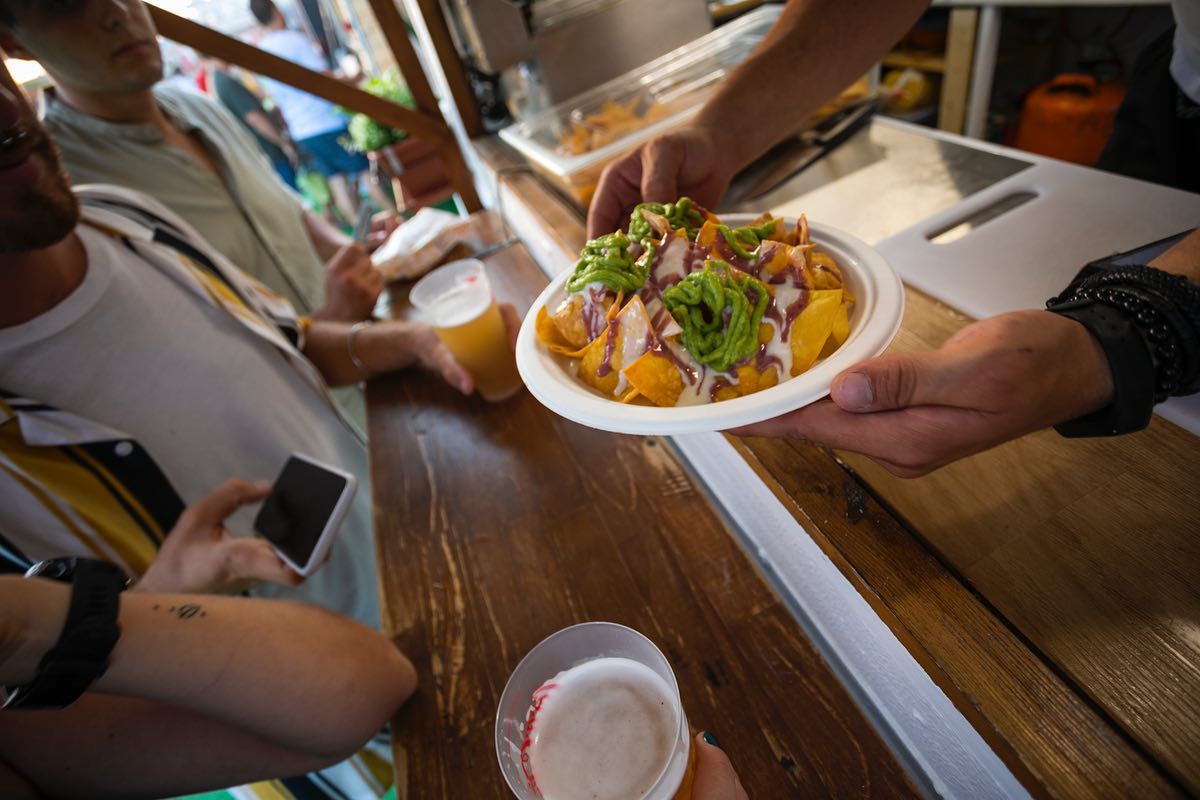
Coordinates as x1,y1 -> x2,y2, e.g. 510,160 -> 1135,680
566,231 -> 648,293
628,196 -> 706,245
661,260 -> 769,372
716,225 -> 758,261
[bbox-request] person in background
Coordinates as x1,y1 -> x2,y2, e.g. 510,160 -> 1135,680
208,56 -> 300,189
249,0 -> 391,223
589,0 -> 1200,477
0,0 -> 389,323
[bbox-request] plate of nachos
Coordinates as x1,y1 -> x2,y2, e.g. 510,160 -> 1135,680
515,197 -> 904,434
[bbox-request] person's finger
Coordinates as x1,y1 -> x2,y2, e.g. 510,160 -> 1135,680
328,243 -> 370,274
499,302 -> 521,351
371,210 -> 399,235
830,347 -> 972,413
692,732 -> 748,800
223,539 -> 304,588
588,151 -> 644,238
369,267 -> 386,293
732,399 -> 997,477
422,337 -> 474,395
640,136 -> 685,205
185,478 -> 271,531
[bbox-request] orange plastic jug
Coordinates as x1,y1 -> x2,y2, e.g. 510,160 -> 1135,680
1014,73 -> 1125,165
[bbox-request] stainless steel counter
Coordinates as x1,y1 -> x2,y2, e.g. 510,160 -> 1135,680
724,117 -> 1033,246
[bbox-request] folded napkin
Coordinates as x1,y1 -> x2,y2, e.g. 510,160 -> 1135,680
372,208 -> 504,282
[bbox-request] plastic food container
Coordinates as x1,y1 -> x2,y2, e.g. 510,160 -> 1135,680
498,4 -> 783,208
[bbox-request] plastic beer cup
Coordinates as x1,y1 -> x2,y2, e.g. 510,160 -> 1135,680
495,622 -> 695,800
410,259 -> 522,401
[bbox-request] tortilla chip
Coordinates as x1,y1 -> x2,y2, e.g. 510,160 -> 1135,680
536,306 -> 590,357
548,295 -> 590,348
758,242 -> 792,278
618,387 -> 641,404
734,363 -> 779,397
578,327 -> 622,396
790,289 -> 843,376
578,295 -> 654,397
713,384 -> 740,403
808,250 -> 845,290
695,220 -> 720,247
818,299 -> 850,360
623,350 -> 685,407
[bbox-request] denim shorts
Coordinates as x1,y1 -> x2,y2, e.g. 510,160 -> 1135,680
298,127 -> 369,177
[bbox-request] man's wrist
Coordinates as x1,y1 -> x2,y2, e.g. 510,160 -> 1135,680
351,320 -> 410,377
0,579 -> 71,688
1057,312 -> 1116,417
347,320 -> 374,380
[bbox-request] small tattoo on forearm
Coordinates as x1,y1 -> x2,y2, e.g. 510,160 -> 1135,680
150,603 -> 207,619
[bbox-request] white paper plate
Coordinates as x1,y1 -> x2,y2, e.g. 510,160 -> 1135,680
516,217 -> 905,435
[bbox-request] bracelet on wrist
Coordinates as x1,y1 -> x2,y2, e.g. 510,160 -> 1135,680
347,320 -> 373,380
1046,263 -> 1200,437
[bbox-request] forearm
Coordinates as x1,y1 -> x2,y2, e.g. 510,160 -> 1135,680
0,694 -> 333,800
303,210 -> 352,261
303,319 -> 418,386
696,0 -> 928,170
0,579 -> 414,757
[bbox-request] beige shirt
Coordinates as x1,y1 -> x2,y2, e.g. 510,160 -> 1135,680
43,85 -> 326,314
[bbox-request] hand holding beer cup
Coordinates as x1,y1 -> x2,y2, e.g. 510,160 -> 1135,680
496,622 -> 697,800
693,733 -> 749,800
410,259 -> 524,402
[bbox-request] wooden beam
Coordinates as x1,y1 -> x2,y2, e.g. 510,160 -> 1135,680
938,8 -> 977,135
148,6 -> 449,148
150,6 -> 480,211
363,0 -> 439,115
362,0 -> 481,210
412,0 -> 483,138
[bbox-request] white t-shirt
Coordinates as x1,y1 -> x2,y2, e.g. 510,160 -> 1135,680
257,29 -> 346,140
0,225 -> 378,627
1172,0 -> 1200,104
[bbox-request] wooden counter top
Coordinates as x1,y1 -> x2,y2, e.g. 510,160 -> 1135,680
369,242 -> 921,798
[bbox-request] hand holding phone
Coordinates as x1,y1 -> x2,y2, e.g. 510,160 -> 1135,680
133,479 -> 303,595
253,454 -> 357,577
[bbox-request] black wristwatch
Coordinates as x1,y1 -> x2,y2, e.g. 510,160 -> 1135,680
1046,299 -> 1156,437
4,558 -> 128,710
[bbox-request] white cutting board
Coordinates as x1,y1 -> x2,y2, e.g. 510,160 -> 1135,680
872,127 -> 1200,435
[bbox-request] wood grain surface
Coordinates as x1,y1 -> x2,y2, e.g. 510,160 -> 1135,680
731,434 -> 1186,799
832,288 -> 1200,796
367,245 -> 919,799
392,137 -> 1198,798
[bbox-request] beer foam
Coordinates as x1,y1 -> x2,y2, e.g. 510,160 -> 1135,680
430,283 -> 491,328
523,657 -> 678,800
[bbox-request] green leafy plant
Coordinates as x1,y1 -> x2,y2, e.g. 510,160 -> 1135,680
343,70 -> 416,153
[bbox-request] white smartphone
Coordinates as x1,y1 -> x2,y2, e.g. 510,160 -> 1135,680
253,453 -> 357,577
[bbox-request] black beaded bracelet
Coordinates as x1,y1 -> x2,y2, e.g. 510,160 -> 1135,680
1071,264 -> 1200,345
1046,263 -> 1200,437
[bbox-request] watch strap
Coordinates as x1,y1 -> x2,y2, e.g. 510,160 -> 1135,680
5,560 -> 125,710
1048,301 -> 1156,437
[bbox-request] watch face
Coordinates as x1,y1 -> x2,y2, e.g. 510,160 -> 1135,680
24,558 -> 80,582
